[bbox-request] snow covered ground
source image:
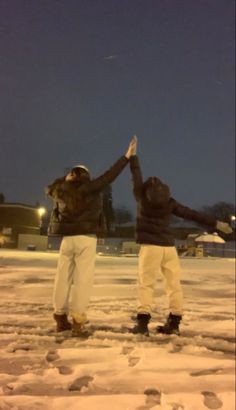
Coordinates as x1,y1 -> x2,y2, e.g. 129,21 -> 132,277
0,249 -> 235,410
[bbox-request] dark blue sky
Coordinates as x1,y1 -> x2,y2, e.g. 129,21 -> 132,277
0,0 -> 235,213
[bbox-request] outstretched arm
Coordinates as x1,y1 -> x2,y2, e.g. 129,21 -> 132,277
129,150 -> 143,200
82,136 -> 137,193
171,199 -> 233,234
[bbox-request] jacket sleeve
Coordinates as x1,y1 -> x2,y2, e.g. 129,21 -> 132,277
129,155 -> 143,200
171,198 -> 217,228
81,156 -> 129,193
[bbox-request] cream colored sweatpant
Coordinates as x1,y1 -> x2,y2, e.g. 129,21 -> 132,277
137,245 -> 183,316
53,235 -> 97,323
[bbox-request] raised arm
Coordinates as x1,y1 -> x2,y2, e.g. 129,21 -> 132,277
82,136 -> 137,193
129,152 -> 144,200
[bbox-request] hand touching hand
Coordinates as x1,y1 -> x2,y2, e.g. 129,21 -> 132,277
125,135 -> 137,159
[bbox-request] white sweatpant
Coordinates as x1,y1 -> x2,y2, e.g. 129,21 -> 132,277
137,245 -> 183,316
53,235 -> 97,322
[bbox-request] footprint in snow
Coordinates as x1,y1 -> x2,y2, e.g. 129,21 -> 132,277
7,343 -> 31,353
57,365 -> 73,375
68,375 -> 93,391
128,356 -> 140,367
144,388 -> 162,406
201,391 -> 223,409
171,403 -> 185,410
45,349 -> 60,362
136,388 -> 161,410
121,345 -> 134,355
191,368 -> 223,377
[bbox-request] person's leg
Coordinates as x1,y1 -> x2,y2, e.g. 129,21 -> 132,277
53,236 -> 74,331
137,245 -> 163,314
53,236 -> 74,315
70,235 -> 97,334
161,247 -> 183,316
132,245 -> 163,335
158,247 -> 183,334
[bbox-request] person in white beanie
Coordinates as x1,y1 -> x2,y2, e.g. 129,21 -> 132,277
46,136 -> 137,336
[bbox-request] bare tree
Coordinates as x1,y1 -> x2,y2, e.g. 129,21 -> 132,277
0,193 -> 5,204
102,185 -> 115,234
114,206 -> 133,225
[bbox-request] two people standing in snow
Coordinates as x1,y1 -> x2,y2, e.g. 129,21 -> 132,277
45,136 -> 137,336
46,135 -> 232,337
129,143 -> 233,336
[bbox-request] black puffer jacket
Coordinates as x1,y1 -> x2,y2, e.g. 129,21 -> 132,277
46,156 -> 128,236
130,156 -> 216,246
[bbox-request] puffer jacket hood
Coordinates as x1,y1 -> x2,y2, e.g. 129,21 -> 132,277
143,177 -> 170,207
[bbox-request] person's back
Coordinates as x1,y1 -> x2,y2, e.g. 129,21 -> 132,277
46,155 -> 131,237
129,154 -> 233,337
46,136 -> 137,337
130,156 -> 220,246
46,174 -> 104,237
134,175 -> 174,246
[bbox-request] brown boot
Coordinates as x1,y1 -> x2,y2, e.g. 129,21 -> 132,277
53,313 -> 72,332
131,313 -> 151,336
72,319 -> 91,338
156,313 -> 182,335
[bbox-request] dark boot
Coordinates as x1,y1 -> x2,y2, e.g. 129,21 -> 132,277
157,313 -> 182,335
53,313 -> 72,332
71,319 -> 91,338
131,313 -> 151,336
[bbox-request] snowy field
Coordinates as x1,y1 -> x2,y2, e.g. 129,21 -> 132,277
0,249 -> 235,410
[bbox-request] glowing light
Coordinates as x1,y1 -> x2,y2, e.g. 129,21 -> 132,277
37,207 -> 46,217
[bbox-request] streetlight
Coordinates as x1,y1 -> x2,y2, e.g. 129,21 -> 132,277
37,207 -> 46,218
230,215 -> 236,229
37,207 -> 47,234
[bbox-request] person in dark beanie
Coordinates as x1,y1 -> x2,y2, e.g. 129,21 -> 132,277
129,149 -> 233,337
46,136 -> 137,337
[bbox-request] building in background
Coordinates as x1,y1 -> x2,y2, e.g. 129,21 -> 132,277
0,203 -> 45,248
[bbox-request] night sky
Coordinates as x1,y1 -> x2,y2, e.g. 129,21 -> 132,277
0,0 -> 235,213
